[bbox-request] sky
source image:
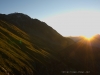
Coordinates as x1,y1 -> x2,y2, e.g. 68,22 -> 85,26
1,0 -> 100,37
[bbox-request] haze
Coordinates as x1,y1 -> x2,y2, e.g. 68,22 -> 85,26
43,11 -> 100,37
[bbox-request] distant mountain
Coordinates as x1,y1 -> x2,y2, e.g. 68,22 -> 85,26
0,13 -> 74,75
90,34 -> 100,48
67,36 -> 82,42
68,35 -> 100,48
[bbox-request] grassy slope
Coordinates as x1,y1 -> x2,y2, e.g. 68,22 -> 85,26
0,17 -> 74,75
0,20 -> 58,75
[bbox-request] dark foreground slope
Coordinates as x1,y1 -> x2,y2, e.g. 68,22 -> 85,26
61,38 -> 100,75
0,13 -> 74,75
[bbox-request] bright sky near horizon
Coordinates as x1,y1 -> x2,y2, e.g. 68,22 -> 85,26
1,0 -> 100,37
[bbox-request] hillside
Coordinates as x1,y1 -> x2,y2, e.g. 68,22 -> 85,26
61,37 -> 100,75
0,13 -> 100,75
0,13 -> 74,75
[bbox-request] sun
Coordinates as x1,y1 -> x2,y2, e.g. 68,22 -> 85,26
85,37 -> 92,40
83,35 -> 93,41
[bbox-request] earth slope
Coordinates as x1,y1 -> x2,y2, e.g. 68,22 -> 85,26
61,37 -> 100,75
0,13 -> 74,75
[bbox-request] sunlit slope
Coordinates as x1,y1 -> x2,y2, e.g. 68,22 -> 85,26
0,20 -> 56,75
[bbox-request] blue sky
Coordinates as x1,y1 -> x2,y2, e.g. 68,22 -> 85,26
1,0 -> 100,36
1,0 -> 100,20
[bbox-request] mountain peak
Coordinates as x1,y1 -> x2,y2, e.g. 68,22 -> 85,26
8,12 -> 31,19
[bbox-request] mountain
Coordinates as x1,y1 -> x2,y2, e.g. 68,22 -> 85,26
0,13 -> 74,75
61,35 -> 100,75
69,35 -> 100,48
90,34 -> 100,48
68,36 -> 83,42
0,12 -> 100,75
0,13 -> 74,49
61,43 -> 100,75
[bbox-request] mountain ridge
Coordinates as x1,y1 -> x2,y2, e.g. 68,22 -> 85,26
0,13 -> 74,75
0,13 -> 74,48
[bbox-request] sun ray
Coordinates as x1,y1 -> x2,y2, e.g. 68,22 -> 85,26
82,35 -> 94,41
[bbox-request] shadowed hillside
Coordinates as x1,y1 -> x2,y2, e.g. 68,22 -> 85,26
0,13 -> 74,75
60,37 -> 100,75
